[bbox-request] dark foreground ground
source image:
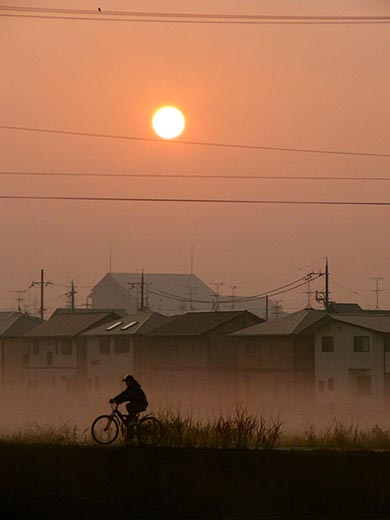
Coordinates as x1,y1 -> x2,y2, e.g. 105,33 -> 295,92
1,444 -> 390,519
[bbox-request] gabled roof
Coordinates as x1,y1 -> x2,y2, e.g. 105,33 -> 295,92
82,312 -> 171,336
329,314 -> 390,334
91,273 -> 215,299
232,309 -> 328,336
149,310 -> 262,336
24,309 -> 123,337
0,312 -> 41,337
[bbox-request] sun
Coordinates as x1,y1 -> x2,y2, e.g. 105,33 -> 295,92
152,106 -> 185,139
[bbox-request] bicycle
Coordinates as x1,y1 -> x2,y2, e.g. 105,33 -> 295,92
91,403 -> 164,446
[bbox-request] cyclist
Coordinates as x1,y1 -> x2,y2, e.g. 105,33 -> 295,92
109,374 -> 149,425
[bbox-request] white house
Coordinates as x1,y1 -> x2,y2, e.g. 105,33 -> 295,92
314,314 -> 390,408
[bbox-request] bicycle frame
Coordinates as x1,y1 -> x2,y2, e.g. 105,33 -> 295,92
108,403 -> 152,430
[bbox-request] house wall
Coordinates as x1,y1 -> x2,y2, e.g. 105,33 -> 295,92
315,321 -> 385,407
134,335 -> 239,412
91,277 -> 136,313
84,336 -> 134,398
236,335 -> 315,407
0,338 -> 28,393
26,337 -> 79,394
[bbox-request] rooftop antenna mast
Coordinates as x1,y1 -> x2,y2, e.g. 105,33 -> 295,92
10,290 -> 27,312
370,277 -> 383,309
230,285 -> 237,309
210,282 -> 224,311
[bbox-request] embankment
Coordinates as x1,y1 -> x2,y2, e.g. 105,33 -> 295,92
1,444 -> 390,518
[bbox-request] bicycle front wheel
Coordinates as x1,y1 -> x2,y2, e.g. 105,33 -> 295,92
136,416 -> 164,447
91,415 -> 119,445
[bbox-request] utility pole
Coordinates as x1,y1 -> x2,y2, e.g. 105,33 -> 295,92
210,282 -> 224,311
30,269 -> 52,320
230,285 -> 237,310
315,257 -> 330,310
10,290 -> 27,312
65,280 -> 77,311
128,270 -> 152,312
370,277 -> 383,309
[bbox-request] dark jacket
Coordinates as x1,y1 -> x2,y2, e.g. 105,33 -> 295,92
113,379 -> 148,407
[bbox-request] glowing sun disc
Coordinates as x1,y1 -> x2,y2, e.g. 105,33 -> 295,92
152,106 -> 185,139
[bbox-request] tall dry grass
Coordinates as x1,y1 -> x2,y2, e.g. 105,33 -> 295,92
2,405 -> 390,450
157,403 -> 282,449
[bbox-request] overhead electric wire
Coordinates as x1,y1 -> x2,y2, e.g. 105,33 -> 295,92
2,171 -> 390,182
148,274 -> 322,305
2,195 -> 390,206
147,273 -> 320,304
2,13 -> 390,25
1,124 -> 389,159
1,6 -> 390,24
2,6 -> 390,20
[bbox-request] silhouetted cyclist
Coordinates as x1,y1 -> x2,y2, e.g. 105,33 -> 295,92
109,374 -> 149,425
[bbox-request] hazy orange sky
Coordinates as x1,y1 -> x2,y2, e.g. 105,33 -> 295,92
1,0 -> 390,315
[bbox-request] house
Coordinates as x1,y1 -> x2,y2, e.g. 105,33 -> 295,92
137,310 -> 264,411
81,311 -> 171,398
23,308 -> 125,395
89,272 -> 217,315
232,308 -> 328,407
89,272 -> 269,317
0,311 -> 41,394
314,313 -> 390,408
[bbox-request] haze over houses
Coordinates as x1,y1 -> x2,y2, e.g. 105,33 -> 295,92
2,288 -> 390,415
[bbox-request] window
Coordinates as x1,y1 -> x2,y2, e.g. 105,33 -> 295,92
385,337 -> 390,352
354,336 -> 370,352
32,341 -> 39,356
60,340 -> 72,355
47,352 -> 53,366
245,345 -> 259,358
357,374 -> 371,395
114,336 -> 129,354
318,381 -> 325,393
328,378 -> 335,391
99,337 -> 110,354
322,336 -> 334,352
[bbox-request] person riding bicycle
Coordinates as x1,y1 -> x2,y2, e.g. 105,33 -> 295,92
109,374 -> 148,424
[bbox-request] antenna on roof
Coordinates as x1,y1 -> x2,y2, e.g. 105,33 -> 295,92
109,241 -> 112,273
190,243 -> 194,275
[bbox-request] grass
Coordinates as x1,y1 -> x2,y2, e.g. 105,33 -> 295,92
282,418 -> 390,450
0,422 -> 82,445
2,405 -> 390,450
157,403 -> 282,449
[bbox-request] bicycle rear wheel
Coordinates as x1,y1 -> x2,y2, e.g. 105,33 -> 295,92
136,416 -> 163,447
91,415 -> 119,445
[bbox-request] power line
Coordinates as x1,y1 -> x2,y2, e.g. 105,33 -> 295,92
2,171 -> 390,182
3,6 -> 390,20
1,124 -> 389,158
3,195 -> 390,206
147,274 -> 319,304
148,275 -> 322,305
2,13 -> 390,25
